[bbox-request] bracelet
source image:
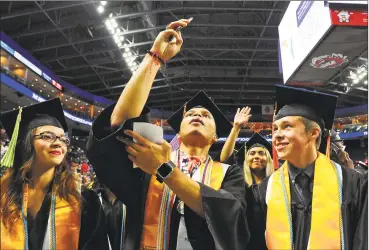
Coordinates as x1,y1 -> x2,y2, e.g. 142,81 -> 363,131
147,50 -> 166,65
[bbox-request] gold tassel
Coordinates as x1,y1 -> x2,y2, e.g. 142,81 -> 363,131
1,108 -> 22,169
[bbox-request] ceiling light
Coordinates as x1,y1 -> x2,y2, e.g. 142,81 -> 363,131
52,90 -> 54,92
365,81 -> 368,85
48,95 -> 50,97
127,52 -> 132,57
109,29 -> 115,35
128,62 -> 133,66
132,62 -> 137,67
120,36 -> 124,41
115,28 -> 120,33
65,99 -> 68,102
97,6 -> 104,13
100,1 -> 107,6
353,79 -> 359,84
31,84 -> 34,87
44,84 -> 46,87
40,90 -> 42,92
349,71 -> 357,78
125,47 -> 130,52
35,78 -> 38,81
109,13 -> 113,18
117,42 -> 122,47
78,100 -> 81,102
75,103 -> 77,105
123,52 -> 128,57
70,97 -> 72,99
105,19 -> 112,30
112,22 -> 118,29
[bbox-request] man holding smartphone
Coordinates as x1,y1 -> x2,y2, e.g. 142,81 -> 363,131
86,19 -> 249,250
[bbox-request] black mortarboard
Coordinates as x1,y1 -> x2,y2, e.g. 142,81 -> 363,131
274,85 -> 338,154
0,98 -> 68,168
0,98 -> 67,139
167,91 -> 233,137
235,133 -> 272,164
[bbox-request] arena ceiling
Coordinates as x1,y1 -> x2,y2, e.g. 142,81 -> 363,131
1,1 -> 367,116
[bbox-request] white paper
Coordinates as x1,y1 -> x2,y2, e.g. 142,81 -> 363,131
132,122 -> 164,168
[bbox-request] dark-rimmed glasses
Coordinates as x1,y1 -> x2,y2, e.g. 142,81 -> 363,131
33,131 -> 70,146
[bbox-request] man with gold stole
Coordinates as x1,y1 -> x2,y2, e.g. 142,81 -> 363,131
247,85 -> 368,250
86,19 -> 249,250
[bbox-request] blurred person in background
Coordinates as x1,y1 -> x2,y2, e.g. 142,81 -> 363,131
330,130 -> 355,169
234,133 -> 274,250
235,133 -> 274,187
219,107 -> 252,163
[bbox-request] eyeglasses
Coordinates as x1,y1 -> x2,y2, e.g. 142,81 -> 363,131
33,131 -> 70,146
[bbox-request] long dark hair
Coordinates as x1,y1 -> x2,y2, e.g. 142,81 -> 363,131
1,128 -> 81,233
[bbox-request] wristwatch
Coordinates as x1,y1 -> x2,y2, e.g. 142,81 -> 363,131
156,160 -> 176,183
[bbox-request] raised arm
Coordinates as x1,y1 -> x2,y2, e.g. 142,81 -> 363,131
220,107 -> 251,162
110,19 -> 191,128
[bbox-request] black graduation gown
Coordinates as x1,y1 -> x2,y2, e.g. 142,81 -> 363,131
27,187 -> 110,250
247,164 -> 368,250
86,104 -> 250,250
100,192 -> 125,250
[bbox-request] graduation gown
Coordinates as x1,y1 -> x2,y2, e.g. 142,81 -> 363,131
247,163 -> 368,250
100,192 -> 125,250
86,105 -> 250,250
27,187 -> 110,250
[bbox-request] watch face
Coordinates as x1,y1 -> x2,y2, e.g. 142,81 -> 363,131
158,162 -> 174,177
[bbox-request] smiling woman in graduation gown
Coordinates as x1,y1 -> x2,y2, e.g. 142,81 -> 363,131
235,133 -> 274,250
0,99 -> 109,250
248,86 -> 368,250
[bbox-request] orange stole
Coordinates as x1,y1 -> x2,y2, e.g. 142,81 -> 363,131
139,159 -> 227,250
0,184 -> 81,250
53,194 -> 81,249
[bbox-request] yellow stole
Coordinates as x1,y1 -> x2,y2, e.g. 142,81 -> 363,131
265,153 -> 343,249
139,151 -> 229,250
1,178 -> 81,250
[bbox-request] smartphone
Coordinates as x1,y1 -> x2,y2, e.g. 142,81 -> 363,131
168,17 -> 193,42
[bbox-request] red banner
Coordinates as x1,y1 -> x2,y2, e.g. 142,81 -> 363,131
330,8 -> 368,26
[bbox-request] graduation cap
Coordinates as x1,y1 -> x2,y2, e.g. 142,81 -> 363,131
235,133 -> 272,164
274,85 -> 338,154
167,91 -> 233,137
0,98 -> 67,169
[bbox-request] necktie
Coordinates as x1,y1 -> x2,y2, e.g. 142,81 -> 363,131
295,173 -> 312,206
